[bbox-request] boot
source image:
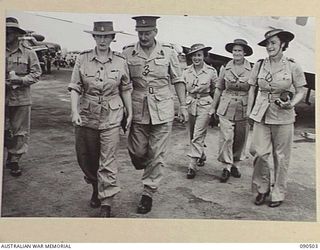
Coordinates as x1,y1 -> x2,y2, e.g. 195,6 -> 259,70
90,183 -> 101,208
10,162 -> 22,177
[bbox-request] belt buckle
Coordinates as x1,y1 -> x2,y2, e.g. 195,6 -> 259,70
196,93 -> 200,99
98,96 -> 102,104
149,86 -> 154,94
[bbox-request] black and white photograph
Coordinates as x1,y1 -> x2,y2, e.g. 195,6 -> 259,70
1,10 -> 316,223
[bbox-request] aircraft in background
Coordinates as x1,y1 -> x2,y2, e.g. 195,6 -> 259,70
9,12 -> 315,104
20,31 -> 61,74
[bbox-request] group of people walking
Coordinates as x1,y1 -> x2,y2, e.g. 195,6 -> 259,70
5,15 -> 306,218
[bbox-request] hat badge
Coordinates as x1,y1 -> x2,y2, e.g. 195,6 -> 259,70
101,26 -> 105,31
142,19 -> 146,24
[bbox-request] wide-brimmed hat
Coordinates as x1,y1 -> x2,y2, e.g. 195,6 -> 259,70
186,43 -> 212,56
6,17 -> 26,34
84,21 -> 120,35
132,16 -> 160,31
225,39 -> 253,56
258,28 -> 294,47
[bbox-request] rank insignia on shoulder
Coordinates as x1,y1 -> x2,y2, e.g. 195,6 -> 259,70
80,49 -> 93,55
288,58 -> 295,63
162,43 -> 174,49
122,44 -> 135,50
113,51 -> 125,59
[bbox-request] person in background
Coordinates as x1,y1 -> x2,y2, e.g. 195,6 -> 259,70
5,17 -> 42,177
68,21 -> 132,217
210,39 -> 253,183
247,29 -> 306,207
183,44 -> 218,179
123,16 -> 188,214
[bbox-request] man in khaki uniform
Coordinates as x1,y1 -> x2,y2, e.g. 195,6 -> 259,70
5,17 -> 42,177
123,16 -> 188,214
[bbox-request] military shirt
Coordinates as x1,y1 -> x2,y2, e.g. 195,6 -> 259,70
6,43 -> 42,106
183,63 -> 218,116
248,56 -> 307,124
216,59 -> 252,121
122,41 -> 184,125
68,48 -> 132,130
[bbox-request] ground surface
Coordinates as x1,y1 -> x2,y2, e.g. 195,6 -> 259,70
1,68 -> 316,221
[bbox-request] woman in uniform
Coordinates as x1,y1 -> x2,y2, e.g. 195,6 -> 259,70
68,21 -> 132,217
247,29 -> 306,207
210,39 -> 253,183
183,44 -> 218,179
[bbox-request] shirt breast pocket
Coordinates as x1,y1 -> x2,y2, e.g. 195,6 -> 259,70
153,58 -> 169,78
13,58 -> 29,75
128,60 -> 143,78
108,70 -> 120,83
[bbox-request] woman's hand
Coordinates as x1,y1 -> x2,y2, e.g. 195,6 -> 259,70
276,99 -> 294,109
71,112 -> 82,126
125,114 -> 133,131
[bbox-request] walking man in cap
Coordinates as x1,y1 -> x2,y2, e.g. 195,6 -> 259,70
123,16 -> 188,214
5,17 -> 42,177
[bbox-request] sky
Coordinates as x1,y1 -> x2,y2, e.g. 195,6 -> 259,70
6,10 -> 315,72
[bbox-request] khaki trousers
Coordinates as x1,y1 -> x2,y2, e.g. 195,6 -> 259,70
218,117 -> 249,169
128,122 -> 172,197
188,113 -> 210,169
250,121 -> 293,202
5,105 -> 31,163
75,126 -> 121,205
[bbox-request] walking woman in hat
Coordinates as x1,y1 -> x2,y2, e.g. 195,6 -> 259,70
183,44 -> 218,179
247,29 -> 306,207
210,39 -> 253,183
68,21 -> 132,217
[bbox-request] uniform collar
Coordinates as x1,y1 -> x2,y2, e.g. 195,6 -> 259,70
264,55 -> 287,74
225,59 -> 251,70
6,42 -> 23,54
89,47 -> 113,63
188,63 -> 210,75
133,40 -> 165,60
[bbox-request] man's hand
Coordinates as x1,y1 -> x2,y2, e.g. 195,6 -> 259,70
71,112 -> 82,126
179,106 -> 189,123
8,71 -> 23,86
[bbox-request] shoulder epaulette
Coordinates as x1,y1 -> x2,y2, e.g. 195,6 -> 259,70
80,49 -> 93,55
122,43 -> 135,51
113,51 -> 125,59
162,43 -> 174,49
20,42 -> 32,50
287,58 -> 295,63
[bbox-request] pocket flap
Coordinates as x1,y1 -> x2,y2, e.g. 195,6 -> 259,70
154,58 -> 169,66
108,96 -> 124,110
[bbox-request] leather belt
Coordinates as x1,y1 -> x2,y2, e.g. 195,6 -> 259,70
224,90 -> 248,96
189,92 -> 210,99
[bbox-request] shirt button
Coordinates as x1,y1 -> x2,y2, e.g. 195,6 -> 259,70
99,79 -> 103,82
100,67 -> 103,70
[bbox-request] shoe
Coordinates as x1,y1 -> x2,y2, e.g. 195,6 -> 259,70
220,168 -> 230,183
9,162 -> 22,177
90,183 -> 101,208
99,205 -> 111,217
90,196 -> 101,208
230,166 -> 241,178
187,168 -> 196,179
197,154 -> 206,167
269,201 -> 282,208
137,195 -> 152,214
254,192 -> 268,205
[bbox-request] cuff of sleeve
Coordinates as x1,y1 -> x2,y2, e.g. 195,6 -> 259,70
172,76 -> 185,85
68,86 -> 81,94
119,83 -> 133,92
